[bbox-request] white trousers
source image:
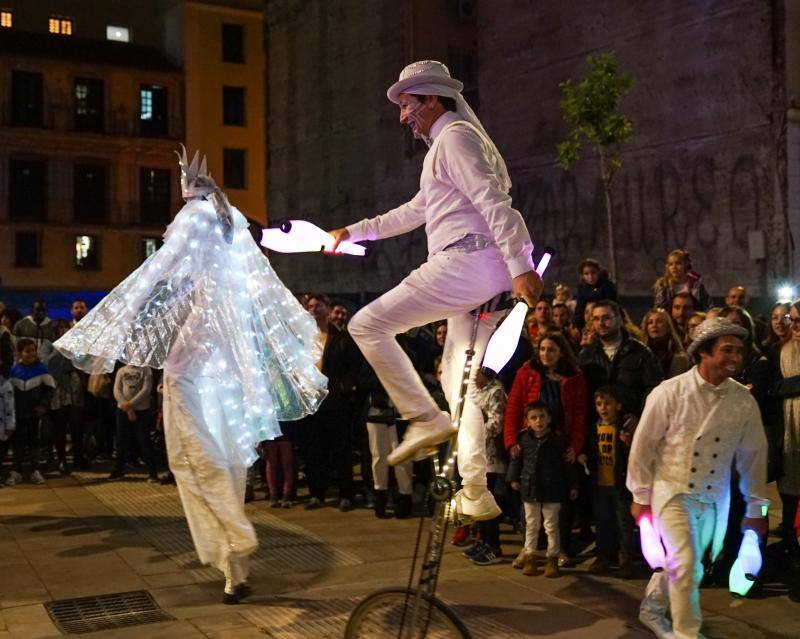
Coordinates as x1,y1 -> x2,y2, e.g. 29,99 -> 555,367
523,501 -> 561,557
641,494 -> 716,639
366,422 -> 413,494
162,374 -> 258,583
349,249 -> 511,486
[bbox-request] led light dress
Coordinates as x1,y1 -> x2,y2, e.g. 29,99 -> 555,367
55,183 -> 327,588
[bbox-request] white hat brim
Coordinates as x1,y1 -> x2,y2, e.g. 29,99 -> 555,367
387,74 -> 464,103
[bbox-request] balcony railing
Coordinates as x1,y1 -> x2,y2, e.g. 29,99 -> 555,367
1,101 -> 183,139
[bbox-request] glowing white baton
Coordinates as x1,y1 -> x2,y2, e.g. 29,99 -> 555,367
481,248 -> 553,377
728,529 -> 762,596
260,220 -> 366,256
638,512 -> 666,572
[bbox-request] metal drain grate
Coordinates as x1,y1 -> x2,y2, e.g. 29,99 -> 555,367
44,590 -> 174,635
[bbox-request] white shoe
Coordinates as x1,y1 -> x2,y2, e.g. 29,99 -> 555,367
638,609 -> 675,639
5,471 -> 22,486
388,412 -> 456,466
30,470 -> 46,485
449,487 -> 501,524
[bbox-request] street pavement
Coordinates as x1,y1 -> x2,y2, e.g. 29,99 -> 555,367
1,470 -> 798,638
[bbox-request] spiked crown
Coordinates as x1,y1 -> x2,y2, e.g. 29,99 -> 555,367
176,143 -> 218,200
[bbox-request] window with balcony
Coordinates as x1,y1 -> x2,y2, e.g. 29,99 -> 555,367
140,168 -> 171,225
223,148 -> 246,189
74,163 -> 107,222
15,232 -> 41,268
1,10 -> 12,28
106,25 -> 130,42
11,70 -> 43,126
9,158 -> 46,220
74,78 -> 105,131
49,15 -> 73,35
139,84 -> 168,136
222,86 -> 246,126
221,23 -> 244,63
75,235 -> 99,269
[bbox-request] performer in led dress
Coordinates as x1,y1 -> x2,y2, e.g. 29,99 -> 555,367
55,147 -> 327,603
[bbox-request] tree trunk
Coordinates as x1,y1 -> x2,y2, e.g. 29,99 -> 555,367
599,149 -> 617,283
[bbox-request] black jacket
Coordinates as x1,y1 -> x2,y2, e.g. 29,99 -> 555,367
579,336 -> 663,416
506,429 -> 577,503
318,324 -> 364,412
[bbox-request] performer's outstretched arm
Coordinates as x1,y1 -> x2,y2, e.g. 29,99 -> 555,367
345,190 -> 427,243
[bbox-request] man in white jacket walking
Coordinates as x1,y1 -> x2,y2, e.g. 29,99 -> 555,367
627,318 -> 769,638
331,60 -> 541,521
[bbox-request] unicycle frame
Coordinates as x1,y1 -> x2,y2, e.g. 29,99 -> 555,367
398,294 -> 515,638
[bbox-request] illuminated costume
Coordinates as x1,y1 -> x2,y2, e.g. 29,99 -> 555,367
55,147 -> 327,601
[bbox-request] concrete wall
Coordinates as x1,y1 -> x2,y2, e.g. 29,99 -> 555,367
265,0 -> 791,299
264,0 -> 476,295
477,0 -> 790,298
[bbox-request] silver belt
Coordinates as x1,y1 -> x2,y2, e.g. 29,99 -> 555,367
442,233 -> 492,254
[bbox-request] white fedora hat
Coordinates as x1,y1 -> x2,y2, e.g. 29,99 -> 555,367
386,60 -> 464,104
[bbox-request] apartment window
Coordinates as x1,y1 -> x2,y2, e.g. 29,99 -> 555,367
74,78 -> 105,131
106,25 -> 130,42
142,237 -> 162,259
74,163 -> 107,222
221,23 -> 244,63
49,15 -> 73,35
222,86 -> 246,126
223,149 -> 246,189
139,84 -> 168,136
11,70 -> 43,126
9,159 -> 46,220
1,10 -> 12,28
75,235 -> 99,269
140,168 -> 171,224
15,232 -> 40,267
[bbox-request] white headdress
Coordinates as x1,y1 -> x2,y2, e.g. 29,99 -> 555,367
175,144 -> 233,231
386,60 -> 511,193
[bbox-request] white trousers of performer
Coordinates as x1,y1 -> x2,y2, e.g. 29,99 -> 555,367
366,422 -> 413,494
349,249 -> 511,487
162,374 -> 258,586
523,501 -> 561,557
640,494 -> 716,639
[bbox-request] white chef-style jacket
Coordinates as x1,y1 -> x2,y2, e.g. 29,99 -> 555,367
627,367 -> 769,560
346,110 -> 534,278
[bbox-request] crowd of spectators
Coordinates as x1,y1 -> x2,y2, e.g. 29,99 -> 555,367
1,248 -> 799,593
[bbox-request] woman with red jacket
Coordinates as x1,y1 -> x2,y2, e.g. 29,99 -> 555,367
504,331 -> 589,563
504,332 -> 588,462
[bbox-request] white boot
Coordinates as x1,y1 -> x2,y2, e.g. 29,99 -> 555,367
388,412 -> 456,466
449,485 -> 501,524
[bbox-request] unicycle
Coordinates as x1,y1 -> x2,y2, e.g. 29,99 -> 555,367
344,293 -> 516,639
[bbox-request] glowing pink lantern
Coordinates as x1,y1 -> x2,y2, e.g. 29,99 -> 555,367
638,512 -> 666,572
260,220 -> 366,256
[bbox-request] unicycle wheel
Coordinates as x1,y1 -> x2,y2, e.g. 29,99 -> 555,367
344,587 -> 471,639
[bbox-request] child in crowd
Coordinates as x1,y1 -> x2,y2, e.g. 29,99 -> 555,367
464,376 -> 509,565
7,338 -> 55,485
0,367 -> 15,483
508,401 -> 577,578
110,363 -> 157,482
578,386 -> 635,577
574,259 -> 617,331
263,424 -> 298,509
554,283 -> 576,314
652,248 -> 709,311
